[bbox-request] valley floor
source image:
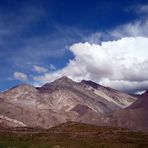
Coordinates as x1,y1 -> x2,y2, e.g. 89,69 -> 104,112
0,122 -> 148,148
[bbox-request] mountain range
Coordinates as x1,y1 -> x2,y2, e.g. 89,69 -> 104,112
0,76 -> 147,130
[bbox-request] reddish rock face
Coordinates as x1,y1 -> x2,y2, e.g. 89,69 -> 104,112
71,104 -> 92,116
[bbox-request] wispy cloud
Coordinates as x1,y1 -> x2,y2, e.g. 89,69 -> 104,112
134,4 -> 148,15
49,64 -> 56,70
33,65 -> 48,73
13,72 -> 28,81
139,5 -> 148,14
110,20 -> 148,38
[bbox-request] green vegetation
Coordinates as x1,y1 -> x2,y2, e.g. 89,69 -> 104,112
0,122 -> 148,148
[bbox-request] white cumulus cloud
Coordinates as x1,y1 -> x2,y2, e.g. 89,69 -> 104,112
14,72 -> 28,81
33,36 -> 148,93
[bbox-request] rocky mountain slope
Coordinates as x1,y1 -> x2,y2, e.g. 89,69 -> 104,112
0,76 -> 137,128
107,90 -> 148,130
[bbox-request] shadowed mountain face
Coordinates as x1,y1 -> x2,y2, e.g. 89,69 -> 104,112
0,76 -> 138,129
129,91 -> 148,109
108,90 -> 148,130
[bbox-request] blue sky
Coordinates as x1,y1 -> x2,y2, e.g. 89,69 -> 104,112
0,0 -> 148,93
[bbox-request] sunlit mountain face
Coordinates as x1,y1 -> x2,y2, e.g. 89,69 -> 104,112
0,77 -> 138,129
1,77 -> 148,130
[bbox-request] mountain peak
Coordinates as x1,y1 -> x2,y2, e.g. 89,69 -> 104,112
1,84 -> 37,97
53,76 -> 74,84
57,76 -> 72,81
9,84 -> 36,91
41,82 -> 50,88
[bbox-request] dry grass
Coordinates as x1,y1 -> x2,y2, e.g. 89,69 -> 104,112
0,122 -> 148,148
